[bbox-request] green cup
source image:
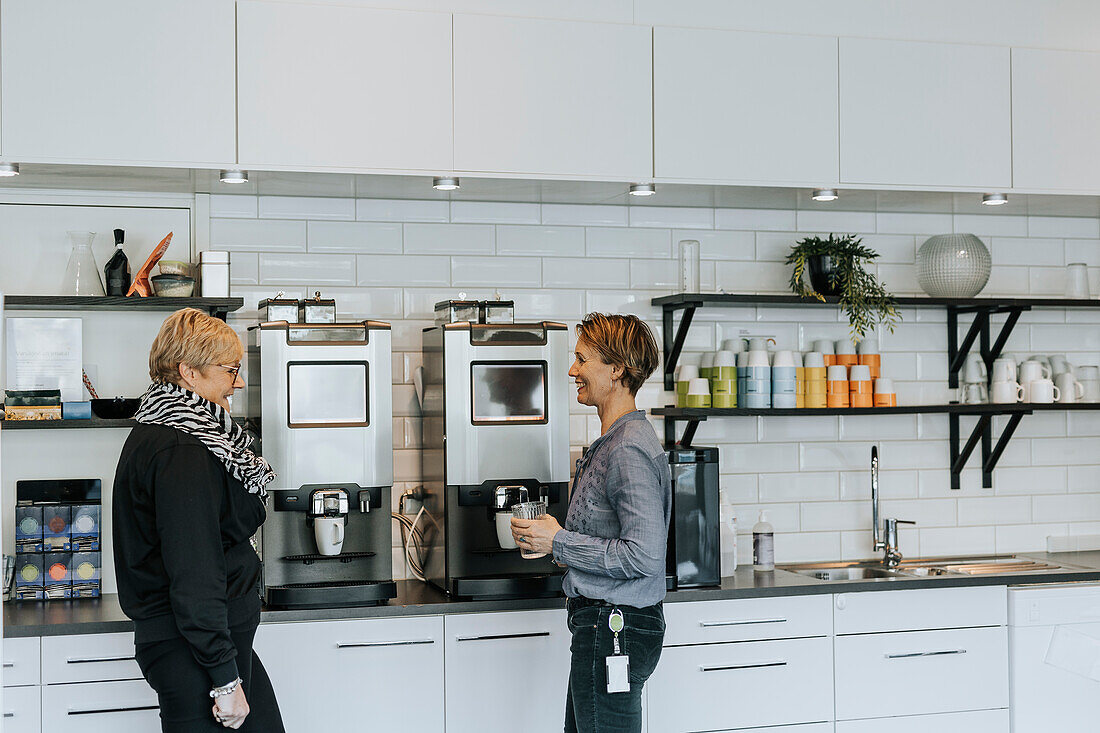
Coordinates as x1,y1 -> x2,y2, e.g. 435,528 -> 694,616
713,365 -> 737,380
711,378 -> 737,394
712,393 -> 737,408
685,393 -> 711,408
699,366 -> 713,380
676,381 -> 690,407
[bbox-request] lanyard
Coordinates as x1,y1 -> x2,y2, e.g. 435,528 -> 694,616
609,608 -> 625,655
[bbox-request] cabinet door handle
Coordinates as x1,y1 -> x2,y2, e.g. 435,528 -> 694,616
3,712 -> 13,718
455,631 -> 551,642
2,662 -> 13,668
699,618 -> 786,628
68,705 -> 159,716
66,655 -> 136,665
336,639 -> 435,649
700,660 -> 787,672
885,648 -> 967,659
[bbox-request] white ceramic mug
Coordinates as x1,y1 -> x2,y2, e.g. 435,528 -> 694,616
314,517 -> 345,556
714,350 -> 737,368
874,377 -> 894,394
804,351 -> 826,368
1019,360 -> 1051,384
1028,378 -> 1060,404
963,353 -> 987,384
826,364 -> 849,382
835,338 -> 857,356
813,339 -> 835,355
772,350 -> 797,368
857,337 -> 879,355
677,364 -> 700,382
744,337 -> 776,352
1050,354 -> 1072,376
1078,365 -> 1100,382
1082,379 -> 1100,403
849,364 -> 872,382
720,338 -> 744,353
495,511 -> 518,549
1055,373 -> 1085,403
962,383 -> 988,404
991,380 -> 1024,404
746,350 -> 771,368
991,358 -> 1017,384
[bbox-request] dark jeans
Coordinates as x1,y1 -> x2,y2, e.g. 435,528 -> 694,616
564,597 -> 665,733
135,626 -> 285,733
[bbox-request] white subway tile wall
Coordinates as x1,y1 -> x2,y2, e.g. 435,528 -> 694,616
218,195 -> 1100,575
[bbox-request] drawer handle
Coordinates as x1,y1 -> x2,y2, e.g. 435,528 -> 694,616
455,631 -> 551,642
3,712 -> 13,718
700,660 -> 787,672
66,655 -> 136,665
68,705 -> 159,716
885,649 -> 968,660
2,662 -> 13,668
336,639 -> 435,649
699,618 -> 786,628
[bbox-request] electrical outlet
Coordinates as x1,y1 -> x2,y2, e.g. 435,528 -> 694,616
402,488 -> 423,515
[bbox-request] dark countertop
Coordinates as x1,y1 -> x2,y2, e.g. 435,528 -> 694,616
7,551 -> 1100,638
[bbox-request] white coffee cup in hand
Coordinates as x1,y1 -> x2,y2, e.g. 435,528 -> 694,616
314,517 -> 345,556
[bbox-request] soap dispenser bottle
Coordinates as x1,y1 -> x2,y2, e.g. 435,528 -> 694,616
752,510 -> 775,572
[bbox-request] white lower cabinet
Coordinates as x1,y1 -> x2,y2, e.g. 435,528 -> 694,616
41,632 -> 141,684
444,609 -> 571,733
254,615 -> 444,733
3,685 -> 42,733
647,636 -> 833,732
41,679 -> 159,733
3,637 -> 41,688
837,708 -> 1009,732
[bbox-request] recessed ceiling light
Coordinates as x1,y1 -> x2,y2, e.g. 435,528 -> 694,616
629,183 -> 656,197
433,176 -> 460,191
219,169 -> 248,184
811,188 -> 839,202
982,192 -> 1008,206
0,162 -> 21,177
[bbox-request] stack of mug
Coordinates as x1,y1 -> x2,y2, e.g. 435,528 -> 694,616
960,354 -> 989,404
990,354 -> 1100,404
803,352 -> 827,408
738,347 -> 772,409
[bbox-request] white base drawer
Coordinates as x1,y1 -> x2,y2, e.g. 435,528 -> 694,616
838,708 -> 1008,733
3,685 -> 42,733
42,679 -> 159,733
42,632 -> 141,684
3,638 -> 41,687
647,636 -> 833,732
834,585 -> 1007,634
836,626 -> 1008,720
664,594 -> 832,645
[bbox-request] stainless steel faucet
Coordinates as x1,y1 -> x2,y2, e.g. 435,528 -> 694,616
871,446 -> 915,567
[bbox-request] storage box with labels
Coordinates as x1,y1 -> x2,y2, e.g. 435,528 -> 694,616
44,552 -> 72,599
15,506 -> 44,553
14,554 -> 45,599
13,479 -> 102,601
71,552 -> 101,598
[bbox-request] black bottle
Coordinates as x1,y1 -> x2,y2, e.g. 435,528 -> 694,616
103,228 -> 131,295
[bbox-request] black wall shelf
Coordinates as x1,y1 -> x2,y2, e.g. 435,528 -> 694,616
653,292 -> 1100,490
5,295 -> 244,321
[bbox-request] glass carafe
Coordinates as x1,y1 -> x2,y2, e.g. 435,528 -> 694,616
62,230 -> 105,295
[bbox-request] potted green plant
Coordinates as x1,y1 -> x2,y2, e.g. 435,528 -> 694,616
786,233 -> 900,340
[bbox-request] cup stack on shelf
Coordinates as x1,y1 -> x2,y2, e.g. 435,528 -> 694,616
987,354 -> 1100,405
674,334 -> 897,410
960,353 -> 989,404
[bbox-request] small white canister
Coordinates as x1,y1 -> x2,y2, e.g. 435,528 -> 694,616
199,250 -> 230,297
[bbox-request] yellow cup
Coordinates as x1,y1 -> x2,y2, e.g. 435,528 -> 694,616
805,367 -> 827,381
806,379 -> 828,395
805,392 -> 827,409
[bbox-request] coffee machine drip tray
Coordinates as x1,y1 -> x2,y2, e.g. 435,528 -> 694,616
451,573 -> 563,600
266,579 -> 397,609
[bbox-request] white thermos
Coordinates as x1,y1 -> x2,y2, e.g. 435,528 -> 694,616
199,250 -> 231,297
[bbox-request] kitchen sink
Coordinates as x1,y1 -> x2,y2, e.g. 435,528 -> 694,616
780,554 -> 1088,582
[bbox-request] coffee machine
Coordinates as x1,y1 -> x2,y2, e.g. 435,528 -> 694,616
250,321 -> 397,609
666,447 -> 721,589
420,314 -> 571,598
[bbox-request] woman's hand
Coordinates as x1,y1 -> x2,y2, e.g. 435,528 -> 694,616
211,686 -> 249,729
511,515 -> 562,556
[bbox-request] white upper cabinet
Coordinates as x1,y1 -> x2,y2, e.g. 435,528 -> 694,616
839,38 -> 1011,189
453,14 -> 652,180
0,0 -> 234,165
1012,47 -> 1100,192
237,1 -> 452,172
654,27 -> 839,185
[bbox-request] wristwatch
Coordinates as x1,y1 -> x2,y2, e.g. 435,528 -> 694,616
209,677 -> 242,699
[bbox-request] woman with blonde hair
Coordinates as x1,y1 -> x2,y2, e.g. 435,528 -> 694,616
512,312 -> 671,733
113,308 -> 284,731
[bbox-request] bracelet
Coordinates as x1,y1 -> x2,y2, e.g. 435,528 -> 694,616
209,677 -> 242,699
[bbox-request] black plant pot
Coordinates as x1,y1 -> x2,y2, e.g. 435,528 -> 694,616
807,255 -> 843,296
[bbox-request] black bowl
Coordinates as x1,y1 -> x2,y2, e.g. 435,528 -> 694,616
91,398 -> 140,420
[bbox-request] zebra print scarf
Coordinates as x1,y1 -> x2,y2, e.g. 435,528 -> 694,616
135,381 -> 275,499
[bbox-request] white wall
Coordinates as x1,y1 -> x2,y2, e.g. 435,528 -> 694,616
210,193 -> 1100,575
2,190 -> 1099,586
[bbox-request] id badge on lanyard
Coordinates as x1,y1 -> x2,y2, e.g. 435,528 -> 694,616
605,608 -> 630,693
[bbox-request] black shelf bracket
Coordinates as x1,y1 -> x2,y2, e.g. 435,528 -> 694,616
949,409 -> 1029,490
947,304 -> 1029,389
661,298 -> 702,390
663,412 -> 703,449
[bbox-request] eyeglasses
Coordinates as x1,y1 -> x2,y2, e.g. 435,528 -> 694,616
218,363 -> 243,380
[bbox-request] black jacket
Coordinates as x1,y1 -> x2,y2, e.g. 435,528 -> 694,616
113,423 -> 266,686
